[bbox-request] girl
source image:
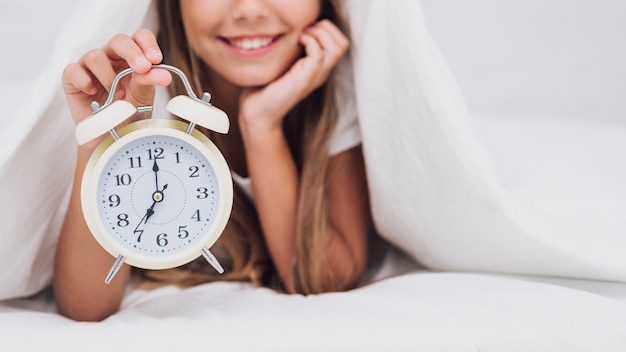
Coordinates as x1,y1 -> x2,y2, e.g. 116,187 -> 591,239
54,0 -> 371,321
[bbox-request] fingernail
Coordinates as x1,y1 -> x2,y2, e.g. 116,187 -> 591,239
148,48 -> 162,60
135,57 -> 150,69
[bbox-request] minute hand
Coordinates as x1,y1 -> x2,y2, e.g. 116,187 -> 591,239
153,159 -> 160,192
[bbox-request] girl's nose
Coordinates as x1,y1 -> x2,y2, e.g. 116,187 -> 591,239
232,0 -> 270,22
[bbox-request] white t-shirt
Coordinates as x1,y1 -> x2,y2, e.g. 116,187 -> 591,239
153,56 -> 360,200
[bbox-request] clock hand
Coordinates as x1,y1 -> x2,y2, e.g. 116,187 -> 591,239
133,184 -> 168,243
133,206 -> 154,243
152,159 -> 160,192
144,183 -> 168,223
144,201 -> 157,223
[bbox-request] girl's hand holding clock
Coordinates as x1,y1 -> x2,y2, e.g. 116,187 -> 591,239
61,29 -> 172,149
57,30 -> 174,321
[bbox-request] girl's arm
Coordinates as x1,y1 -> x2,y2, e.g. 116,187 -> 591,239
321,145 -> 370,289
238,20 -> 368,292
54,29 -> 171,321
54,147 -> 133,321
241,121 -> 368,291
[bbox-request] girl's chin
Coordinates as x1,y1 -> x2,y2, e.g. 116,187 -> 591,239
223,63 -> 291,88
229,74 -> 281,88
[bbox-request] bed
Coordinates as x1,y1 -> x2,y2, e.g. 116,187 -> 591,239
2,0 -> 626,350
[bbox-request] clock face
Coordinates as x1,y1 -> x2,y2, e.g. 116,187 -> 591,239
96,133 -> 220,258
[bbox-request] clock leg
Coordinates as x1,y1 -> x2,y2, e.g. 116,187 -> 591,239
201,248 -> 224,274
104,255 -> 126,284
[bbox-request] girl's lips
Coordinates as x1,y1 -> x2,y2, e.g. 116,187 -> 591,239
218,34 -> 283,56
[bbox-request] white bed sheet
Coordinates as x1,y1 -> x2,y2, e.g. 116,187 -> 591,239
2,247 -> 626,352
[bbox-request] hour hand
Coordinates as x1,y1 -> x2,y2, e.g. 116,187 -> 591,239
144,205 -> 155,223
133,205 -> 154,242
134,184 -> 167,242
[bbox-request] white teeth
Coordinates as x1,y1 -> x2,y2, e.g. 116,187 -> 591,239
230,38 -> 273,50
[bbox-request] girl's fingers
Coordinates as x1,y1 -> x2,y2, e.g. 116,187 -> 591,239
100,30 -> 162,74
104,30 -> 171,87
315,20 -> 350,50
132,28 -> 163,65
304,20 -> 349,69
62,29 -> 168,125
62,62 -> 98,95
103,34 -> 153,73
96,30 -> 171,102
297,25 -> 347,88
295,32 -> 327,87
299,31 -> 324,66
80,49 -> 119,95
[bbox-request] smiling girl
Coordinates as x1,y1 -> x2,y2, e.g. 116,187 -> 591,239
54,0 -> 371,321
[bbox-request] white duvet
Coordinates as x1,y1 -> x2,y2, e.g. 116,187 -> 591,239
2,0 -> 626,350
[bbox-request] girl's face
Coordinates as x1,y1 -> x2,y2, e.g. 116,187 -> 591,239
180,0 -> 321,88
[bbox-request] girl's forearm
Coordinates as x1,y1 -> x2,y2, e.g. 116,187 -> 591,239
240,125 -> 299,290
53,147 -> 130,321
241,125 -> 368,293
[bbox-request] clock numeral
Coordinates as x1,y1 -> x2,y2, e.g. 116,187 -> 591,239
156,233 -> 168,247
128,156 -> 143,169
178,225 -> 189,239
189,166 -> 200,178
197,187 -> 209,199
147,147 -> 164,160
191,209 -> 202,222
175,152 -> 181,164
134,228 -> 144,243
114,174 -> 132,186
108,194 -> 121,207
117,213 -> 129,227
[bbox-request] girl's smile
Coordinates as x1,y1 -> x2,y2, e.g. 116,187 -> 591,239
180,0 -> 320,88
218,34 -> 284,57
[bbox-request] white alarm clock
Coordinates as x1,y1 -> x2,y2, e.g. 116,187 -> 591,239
76,64 -> 233,284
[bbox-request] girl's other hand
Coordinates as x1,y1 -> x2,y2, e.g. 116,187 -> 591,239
239,19 -> 349,133
62,29 -> 172,144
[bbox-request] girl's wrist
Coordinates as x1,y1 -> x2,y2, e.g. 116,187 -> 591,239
238,111 -> 284,142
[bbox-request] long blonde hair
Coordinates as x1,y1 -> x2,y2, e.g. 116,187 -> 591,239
140,0 -> 344,294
